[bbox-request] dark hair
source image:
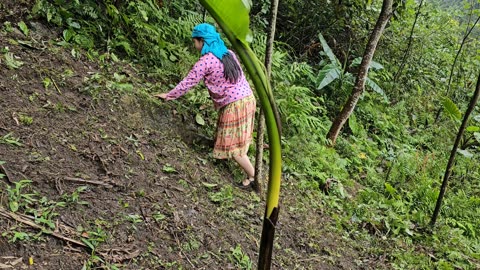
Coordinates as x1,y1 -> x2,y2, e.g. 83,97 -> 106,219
221,52 -> 241,84
193,37 -> 241,83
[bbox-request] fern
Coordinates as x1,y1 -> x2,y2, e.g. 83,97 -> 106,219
177,12 -> 204,38
32,0 -> 200,67
289,61 -> 315,83
276,85 -> 324,133
78,5 -> 99,19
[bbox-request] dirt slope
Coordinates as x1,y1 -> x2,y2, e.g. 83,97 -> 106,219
0,4 -> 387,270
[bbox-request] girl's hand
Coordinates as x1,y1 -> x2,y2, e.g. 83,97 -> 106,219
153,93 -> 168,99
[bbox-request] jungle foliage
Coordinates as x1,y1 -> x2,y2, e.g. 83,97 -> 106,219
29,0 -> 480,269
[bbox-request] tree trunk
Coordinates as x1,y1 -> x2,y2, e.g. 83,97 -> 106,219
254,0 -> 279,195
257,0 -> 279,269
326,0 -> 393,145
254,113 -> 265,194
430,71 -> 480,227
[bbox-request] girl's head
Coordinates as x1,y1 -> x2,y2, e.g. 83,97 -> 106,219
191,23 -> 228,59
193,37 -> 204,52
191,23 -> 241,84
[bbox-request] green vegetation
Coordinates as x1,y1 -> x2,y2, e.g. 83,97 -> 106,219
0,133 -> 23,146
2,179 -> 65,237
0,0 -> 478,269
229,244 -> 254,270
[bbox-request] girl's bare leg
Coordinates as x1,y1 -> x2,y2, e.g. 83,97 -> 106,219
233,154 -> 254,185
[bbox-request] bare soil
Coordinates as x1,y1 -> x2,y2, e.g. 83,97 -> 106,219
0,2 -> 389,269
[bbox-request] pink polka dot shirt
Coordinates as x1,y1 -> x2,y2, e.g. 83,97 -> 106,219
165,50 -> 253,109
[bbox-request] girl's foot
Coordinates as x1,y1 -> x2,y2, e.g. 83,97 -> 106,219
240,177 -> 254,189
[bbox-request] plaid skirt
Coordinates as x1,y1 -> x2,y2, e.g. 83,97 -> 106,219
213,95 -> 256,159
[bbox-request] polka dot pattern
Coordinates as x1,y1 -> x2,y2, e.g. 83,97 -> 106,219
166,51 -> 253,109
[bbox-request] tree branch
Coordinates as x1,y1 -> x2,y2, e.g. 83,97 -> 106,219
0,207 -> 87,248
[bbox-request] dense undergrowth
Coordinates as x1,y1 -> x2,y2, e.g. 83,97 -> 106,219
2,0 -> 480,269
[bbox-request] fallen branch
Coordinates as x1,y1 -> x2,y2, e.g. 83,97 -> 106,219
0,256 -> 22,269
63,177 -> 112,188
98,248 -> 141,263
0,207 -> 86,248
51,77 -> 62,94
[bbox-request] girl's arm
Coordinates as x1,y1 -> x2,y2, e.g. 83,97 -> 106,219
165,56 -> 210,100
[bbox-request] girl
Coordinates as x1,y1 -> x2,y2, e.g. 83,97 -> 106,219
154,23 -> 256,188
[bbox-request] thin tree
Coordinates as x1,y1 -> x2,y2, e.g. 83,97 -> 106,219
257,2 -> 279,269
327,0 -> 394,145
434,15 -> 480,123
254,0 -> 279,195
446,16 -> 479,98
430,71 -> 480,227
393,0 -> 424,83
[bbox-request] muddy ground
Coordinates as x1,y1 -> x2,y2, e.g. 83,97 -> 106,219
0,2 -> 388,269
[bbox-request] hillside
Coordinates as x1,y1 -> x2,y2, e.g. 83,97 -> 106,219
0,3 -> 385,270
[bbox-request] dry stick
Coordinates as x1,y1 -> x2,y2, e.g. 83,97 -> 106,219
0,207 -> 86,248
297,256 -> 325,262
51,77 -> 62,94
171,230 -> 195,268
98,248 -> 141,263
63,177 -> 113,188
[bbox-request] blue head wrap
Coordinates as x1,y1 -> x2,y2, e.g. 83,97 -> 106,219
191,23 -> 228,60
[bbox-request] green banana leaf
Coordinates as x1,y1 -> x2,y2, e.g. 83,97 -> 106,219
365,77 -> 388,101
351,57 -> 384,70
348,113 -> 360,135
199,0 -> 282,218
318,33 -> 340,66
200,0 -> 253,44
199,1 -> 283,268
317,63 -> 342,90
442,97 -> 462,120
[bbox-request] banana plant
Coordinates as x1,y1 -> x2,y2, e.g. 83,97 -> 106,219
198,0 -> 282,269
317,33 -> 388,101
